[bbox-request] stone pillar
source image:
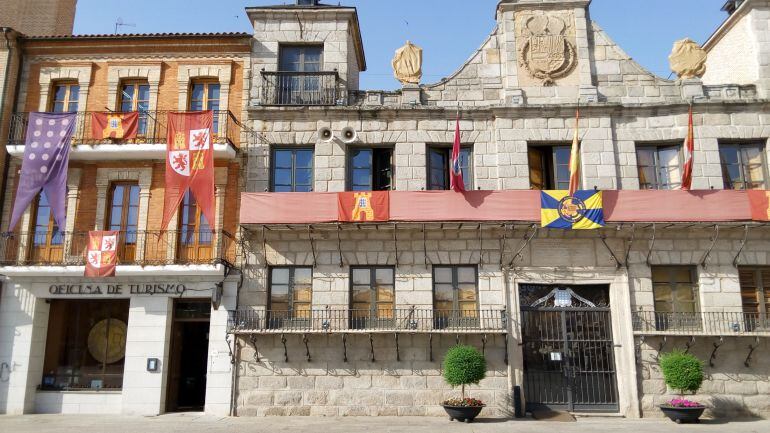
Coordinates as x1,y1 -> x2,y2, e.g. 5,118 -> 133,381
204,279 -> 238,416
0,286 -> 50,414
681,77 -> 705,101
121,296 -> 173,416
400,84 -> 422,106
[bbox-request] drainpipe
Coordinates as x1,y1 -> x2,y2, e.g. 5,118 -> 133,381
0,28 -> 21,231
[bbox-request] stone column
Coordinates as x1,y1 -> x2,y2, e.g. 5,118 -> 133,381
204,279 -> 238,416
121,296 -> 173,416
0,288 -> 50,414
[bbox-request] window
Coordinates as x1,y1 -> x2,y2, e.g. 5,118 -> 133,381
433,266 -> 479,329
29,192 -> 63,263
271,148 -> 314,192
119,81 -> 150,135
636,144 -> 682,190
189,81 -> 220,132
177,191 -> 212,263
269,267 -> 313,328
50,82 -> 79,113
738,268 -> 770,330
277,45 -> 324,105
107,183 -> 140,261
427,146 -> 473,190
348,147 -> 393,191
652,266 -> 700,330
720,143 -> 767,190
42,300 -> 129,391
350,267 -> 395,329
528,145 -> 571,190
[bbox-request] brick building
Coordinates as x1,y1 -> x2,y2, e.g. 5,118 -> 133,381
0,32 -> 251,415
0,0 -> 77,36
0,0 -> 769,422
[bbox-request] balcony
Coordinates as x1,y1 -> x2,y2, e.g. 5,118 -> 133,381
227,308 -> 508,334
632,311 -> 770,336
7,110 -> 239,160
0,230 -> 237,267
260,71 -> 340,106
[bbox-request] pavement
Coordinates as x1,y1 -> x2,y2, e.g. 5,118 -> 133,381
0,414 -> 769,433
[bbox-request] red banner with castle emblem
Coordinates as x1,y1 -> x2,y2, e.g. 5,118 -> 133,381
161,111 -> 215,230
338,191 -> 390,222
85,231 -> 119,278
91,112 -> 139,140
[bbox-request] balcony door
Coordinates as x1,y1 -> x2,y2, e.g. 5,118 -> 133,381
106,182 -> 140,263
278,45 -> 323,105
119,81 -> 150,136
177,191 -> 212,264
189,81 -> 220,133
29,193 -> 64,264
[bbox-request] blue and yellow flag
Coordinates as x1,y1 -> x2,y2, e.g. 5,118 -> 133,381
541,190 -> 605,230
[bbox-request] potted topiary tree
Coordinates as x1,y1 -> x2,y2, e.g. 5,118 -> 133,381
441,345 -> 487,423
658,350 -> 706,424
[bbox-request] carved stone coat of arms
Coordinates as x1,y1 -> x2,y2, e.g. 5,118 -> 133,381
519,15 -> 577,85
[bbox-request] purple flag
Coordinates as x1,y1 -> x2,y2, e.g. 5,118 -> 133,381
9,112 -> 75,231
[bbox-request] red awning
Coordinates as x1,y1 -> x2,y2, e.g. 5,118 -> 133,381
240,190 -> 757,225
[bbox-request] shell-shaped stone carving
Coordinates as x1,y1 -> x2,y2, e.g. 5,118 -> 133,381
669,38 -> 707,79
392,41 -> 423,86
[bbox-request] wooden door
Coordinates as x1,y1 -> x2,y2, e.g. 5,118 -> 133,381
177,191 -> 213,263
29,194 -> 63,264
106,182 -> 140,263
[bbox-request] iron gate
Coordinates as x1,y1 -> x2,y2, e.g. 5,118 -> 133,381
520,285 -> 619,413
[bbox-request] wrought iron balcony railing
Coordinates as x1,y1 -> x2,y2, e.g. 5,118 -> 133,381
632,311 -> 770,336
261,71 -> 340,106
8,110 -> 239,147
0,230 -> 237,267
227,308 -> 508,334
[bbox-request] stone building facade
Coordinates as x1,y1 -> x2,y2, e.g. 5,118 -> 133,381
232,0 -> 770,420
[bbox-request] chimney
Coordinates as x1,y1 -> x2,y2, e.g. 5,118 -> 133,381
296,0 -> 321,5
721,0 -> 746,15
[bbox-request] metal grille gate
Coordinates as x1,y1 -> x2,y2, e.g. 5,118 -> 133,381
521,307 -> 619,412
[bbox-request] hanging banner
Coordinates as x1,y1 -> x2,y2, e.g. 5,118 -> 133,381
161,111 -> 215,230
541,190 -> 605,230
91,112 -> 139,140
9,112 -> 75,231
85,231 -> 119,278
338,191 -> 390,222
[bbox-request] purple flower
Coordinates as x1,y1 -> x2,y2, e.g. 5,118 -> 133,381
667,398 -> 704,408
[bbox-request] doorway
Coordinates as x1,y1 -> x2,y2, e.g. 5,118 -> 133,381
519,284 -> 619,413
166,300 -> 211,412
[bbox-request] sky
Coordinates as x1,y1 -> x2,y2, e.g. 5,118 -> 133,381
74,0 -> 729,90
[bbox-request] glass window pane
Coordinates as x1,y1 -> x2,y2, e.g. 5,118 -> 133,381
69,86 -> 79,100
352,268 -> 370,285
434,267 -> 452,284
191,84 -> 204,101
352,286 -> 370,303
457,267 -> 476,284
375,268 -> 393,285
295,150 -> 313,169
271,268 -> 290,284
294,268 -> 312,285
434,284 -> 454,302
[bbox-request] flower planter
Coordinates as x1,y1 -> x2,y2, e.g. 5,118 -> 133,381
660,405 -> 706,424
443,404 -> 485,423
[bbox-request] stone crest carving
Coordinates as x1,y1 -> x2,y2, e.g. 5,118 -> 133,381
518,15 -> 577,85
392,41 -> 423,85
669,38 -> 707,79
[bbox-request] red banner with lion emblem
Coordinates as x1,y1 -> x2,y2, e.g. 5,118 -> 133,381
85,231 -> 119,277
161,111 -> 215,230
337,192 -> 390,222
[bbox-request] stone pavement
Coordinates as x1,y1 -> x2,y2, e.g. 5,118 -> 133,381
1,414 -> 769,433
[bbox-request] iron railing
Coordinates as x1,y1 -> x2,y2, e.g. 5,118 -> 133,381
0,230 -> 237,266
8,110 -> 239,147
228,308 -> 508,333
261,71 -> 340,106
632,311 -> 770,335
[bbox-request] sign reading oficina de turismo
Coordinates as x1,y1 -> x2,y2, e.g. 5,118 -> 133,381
48,283 -> 189,296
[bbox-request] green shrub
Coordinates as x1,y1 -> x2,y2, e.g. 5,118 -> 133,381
443,345 -> 487,399
659,350 -> 704,395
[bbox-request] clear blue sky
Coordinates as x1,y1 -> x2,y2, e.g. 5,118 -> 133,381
74,0 -> 728,90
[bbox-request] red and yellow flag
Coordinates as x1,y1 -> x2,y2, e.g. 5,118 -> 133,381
161,111 -> 215,230
91,112 -> 139,140
85,231 -> 119,278
337,192 -> 390,222
681,105 -> 695,190
568,108 -> 581,196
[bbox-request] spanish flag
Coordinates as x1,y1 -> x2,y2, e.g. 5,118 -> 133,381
541,190 -> 605,230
